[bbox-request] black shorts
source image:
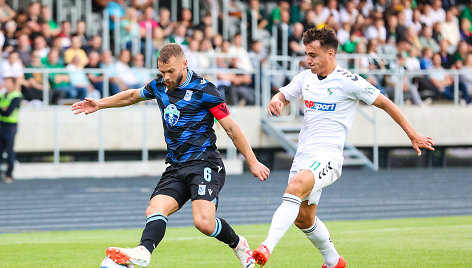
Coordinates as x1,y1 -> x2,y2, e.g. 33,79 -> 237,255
151,158 -> 226,209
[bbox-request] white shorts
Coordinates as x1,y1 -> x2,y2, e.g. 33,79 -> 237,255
288,155 -> 342,205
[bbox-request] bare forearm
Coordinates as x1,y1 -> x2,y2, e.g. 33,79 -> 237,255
227,124 -> 258,165
272,92 -> 290,106
97,89 -> 141,110
379,98 -> 417,139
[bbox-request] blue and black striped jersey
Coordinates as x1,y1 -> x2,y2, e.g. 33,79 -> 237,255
139,69 -> 230,163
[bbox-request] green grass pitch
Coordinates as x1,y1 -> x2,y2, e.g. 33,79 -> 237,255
0,216 -> 471,267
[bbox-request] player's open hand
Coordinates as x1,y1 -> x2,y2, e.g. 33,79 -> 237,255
410,133 -> 435,156
267,99 -> 284,117
71,98 -> 99,115
249,161 -> 270,181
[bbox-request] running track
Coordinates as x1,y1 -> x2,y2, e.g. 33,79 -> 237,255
1,168 -> 471,232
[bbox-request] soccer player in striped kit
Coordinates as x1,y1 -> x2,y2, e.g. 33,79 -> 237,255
72,43 -> 270,268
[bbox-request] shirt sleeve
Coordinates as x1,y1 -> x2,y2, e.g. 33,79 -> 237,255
139,83 -> 156,99
279,72 -> 304,102
0,97 -> 21,116
345,75 -> 380,105
202,83 -> 230,120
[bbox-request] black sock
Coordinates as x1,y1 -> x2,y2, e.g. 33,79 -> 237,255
210,218 -> 240,248
139,213 -> 167,253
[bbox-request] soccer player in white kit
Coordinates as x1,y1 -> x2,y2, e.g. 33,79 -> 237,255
252,28 -> 435,267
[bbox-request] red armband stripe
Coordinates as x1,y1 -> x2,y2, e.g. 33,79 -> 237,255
209,103 -> 230,120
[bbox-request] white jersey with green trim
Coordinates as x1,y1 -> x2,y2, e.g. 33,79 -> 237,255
279,65 -> 380,165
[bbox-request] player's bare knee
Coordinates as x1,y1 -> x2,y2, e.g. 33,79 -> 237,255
286,177 -> 312,198
294,216 -> 314,229
194,218 -> 215,235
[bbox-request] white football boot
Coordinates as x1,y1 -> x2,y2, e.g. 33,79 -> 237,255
233,235 -> 256,268
106,245 -> 151,267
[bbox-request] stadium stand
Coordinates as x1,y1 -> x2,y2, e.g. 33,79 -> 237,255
1,0 -> 472,174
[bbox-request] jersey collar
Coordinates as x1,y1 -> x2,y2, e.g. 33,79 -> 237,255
177,68 -> 193,89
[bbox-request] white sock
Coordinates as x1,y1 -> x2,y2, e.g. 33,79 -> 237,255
301,217 -> 340,267
262,193 -> 301,253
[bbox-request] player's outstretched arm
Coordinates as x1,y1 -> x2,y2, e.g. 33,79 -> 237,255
372,94 -> 435,155
71,89 -> 144,115
218,115 -> 270,181
267,92 -> 290,116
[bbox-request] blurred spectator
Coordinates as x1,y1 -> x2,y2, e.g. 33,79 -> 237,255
16,33 -> 32,66
23,50 -> 64,104
0,0 -> 15,24
420,47 -> 434,70
185,39 -> 200,70
139,6 -> 158,38
275,10 -> 291,53
85,50 -> 104,95
115,49 -> 140,90
58,20 -> 72,49
404,26 -> 422,52
268,0 -> 290,30
2,20 -> 18,54
419,25 -> 440,53
226,57 -> 255,106
198,38 -> 215,70
289,0 -> 311,25
289,22 -> 304,56
248,39 -> 267,69
386,14 -> 401,44
430,0 -> 446,24
152,26 -> 165,51
438,39 -> 455,68
26,2 -> 42,38
64,35 -> 89,68
66,55 -> 95,99
0,76 -> 22,184
453,40 -> 469,66
85,35 -> 103,54
337,23 -> 351,46
460,2 -> 472,30
410,8 -> 423,33
459,18 -> 472,45
100,50 -> 121,95
120,7 -> 140,49
302,9 -> 317,32
0,28 -> 4,55
131,53 -> 152,87
39,4 -> 60,36
33,35 -> 50,60
321,0 -> 340,26
228,34 -> 253,72
1,52 -> 24,78
157,7 -> 174,38
130,0 -> 155,11
14,10 -> 28,35
167,24 -> 188,46
180,8 -> 194,30
75,20 -> 89,47
365,17 -> 387,42
430,53 -> 471,104
105,0 -> 125,31
339,0 -> 358,26
460,53 -> 472,95
50,36 -> 65,63
45,49 -> 77,100
247,0 -> 270,42
440,9 -> 460,48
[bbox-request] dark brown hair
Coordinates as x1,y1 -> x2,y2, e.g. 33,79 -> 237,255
158,43 -> 185,64
302,27 -> 339,53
